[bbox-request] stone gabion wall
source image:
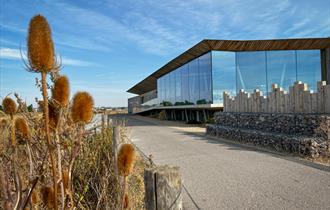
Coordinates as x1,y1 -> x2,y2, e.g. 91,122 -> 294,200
207,112 -> 330,158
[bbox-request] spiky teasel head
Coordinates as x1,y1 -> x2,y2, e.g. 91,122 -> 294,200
15,117 -> 30,142
123,193 -> 130,209
71,92 -> 94,124
52,75 -> 70,107
27,14 -> 58,72
41,186 -> 55,209
49,103 -> 59,130
117,144 -> 136,177
2,97 -> 17,116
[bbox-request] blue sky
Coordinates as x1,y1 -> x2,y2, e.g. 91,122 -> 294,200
0,0 -> 329,107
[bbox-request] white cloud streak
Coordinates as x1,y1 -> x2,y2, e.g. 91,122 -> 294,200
0,47 -> 94,67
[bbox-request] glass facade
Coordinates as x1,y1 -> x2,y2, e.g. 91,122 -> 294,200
212,51 -> 236,104
157,52 -> 212,106
156,49 -> 322,106
266,50 -> 297,92
297,50 -> 321,91
237,51 -> 267,93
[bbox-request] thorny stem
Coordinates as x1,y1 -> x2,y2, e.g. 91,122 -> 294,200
10,115 -> 16,146
55,117 -> 65,210
67,124 -> 84,209
41,71 -> 58,210
122,176 -> 127,210
13,161 -> 22,210
21,151 -> 49,209
26,142 -> 34,178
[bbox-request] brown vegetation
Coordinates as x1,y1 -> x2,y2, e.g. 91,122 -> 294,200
52,75 -> 70,107
27,14 -> 55,72
2,97 -> 17,116
14,117 -> 30,142
0,13 -> 145,210
118,143 -> 136,177
71,92 -> 94,124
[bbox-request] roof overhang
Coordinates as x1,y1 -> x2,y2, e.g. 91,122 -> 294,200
127,38 -> 330,95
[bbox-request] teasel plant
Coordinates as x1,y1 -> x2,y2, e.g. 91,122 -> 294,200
117,143 -> 136,210
2,97 -> 17,146
51,75 -> 70,209
20,14 -> 61,210
14,116 -> 34,177
66,91 -> 94,208
1,97 -> 22,209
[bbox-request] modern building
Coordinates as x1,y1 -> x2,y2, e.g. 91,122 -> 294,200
127,38 -> 330,121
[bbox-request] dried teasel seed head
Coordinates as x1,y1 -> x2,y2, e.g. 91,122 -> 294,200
49,103 -> 59,130
52,75 -> 70,107
123,193 -> 130,209
117,144 -> 136,177
71,92 -> 94,124
27,14 -> 55,72
2,97 -> 17,116
41,186 -> 55,209
15,117 -> 30,141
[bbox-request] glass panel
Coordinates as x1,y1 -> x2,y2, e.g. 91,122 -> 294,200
175,67 -> 182,104
170,71 -> 176,104
266,50 -> 297,92
297,50 -> 321,91
164,74 -> 170,105
157,78 -> 161,105
181,64 -> 190,104
189,59 -> 199,104
236,51 -> 267,94
212,51 -> 236,104
159,77 -> 164,105
198,52 -> 212,104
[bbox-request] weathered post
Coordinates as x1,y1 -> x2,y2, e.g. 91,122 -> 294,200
107,114 -> 110,126
112,126 -> 120,176
145,165 -> 182,210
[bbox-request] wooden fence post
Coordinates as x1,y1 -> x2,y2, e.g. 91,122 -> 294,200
107,114 -> 110,126
101,113 -> 105,139
145,165 -> 182,210
113,126 -> 120,176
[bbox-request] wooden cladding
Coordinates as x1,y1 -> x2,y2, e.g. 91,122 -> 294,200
223,81 -> 330,113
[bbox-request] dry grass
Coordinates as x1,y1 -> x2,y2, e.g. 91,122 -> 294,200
1,13 -> 145,209
0,111 -> 146,209
73,124 -> 145,209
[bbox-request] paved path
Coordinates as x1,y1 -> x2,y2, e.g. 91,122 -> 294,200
120,115 -> 330,210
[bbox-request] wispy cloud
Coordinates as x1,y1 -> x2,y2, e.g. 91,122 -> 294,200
0,47 -> 94,67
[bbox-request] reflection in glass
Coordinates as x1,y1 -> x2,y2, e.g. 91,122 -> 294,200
266,50 -> 297,92
212,51 -> 236,104
170,72 -> 176,104
189,59 -> 199,104
297,50 -> 321,91
236,51 -> 267,93
175,67 -> 182,104
181,64 -> 190,104
198,52 -> 212,104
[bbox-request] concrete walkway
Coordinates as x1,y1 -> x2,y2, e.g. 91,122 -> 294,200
120,115 -> 330,210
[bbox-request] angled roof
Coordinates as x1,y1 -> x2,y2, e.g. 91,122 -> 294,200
127,38 -> 330,95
